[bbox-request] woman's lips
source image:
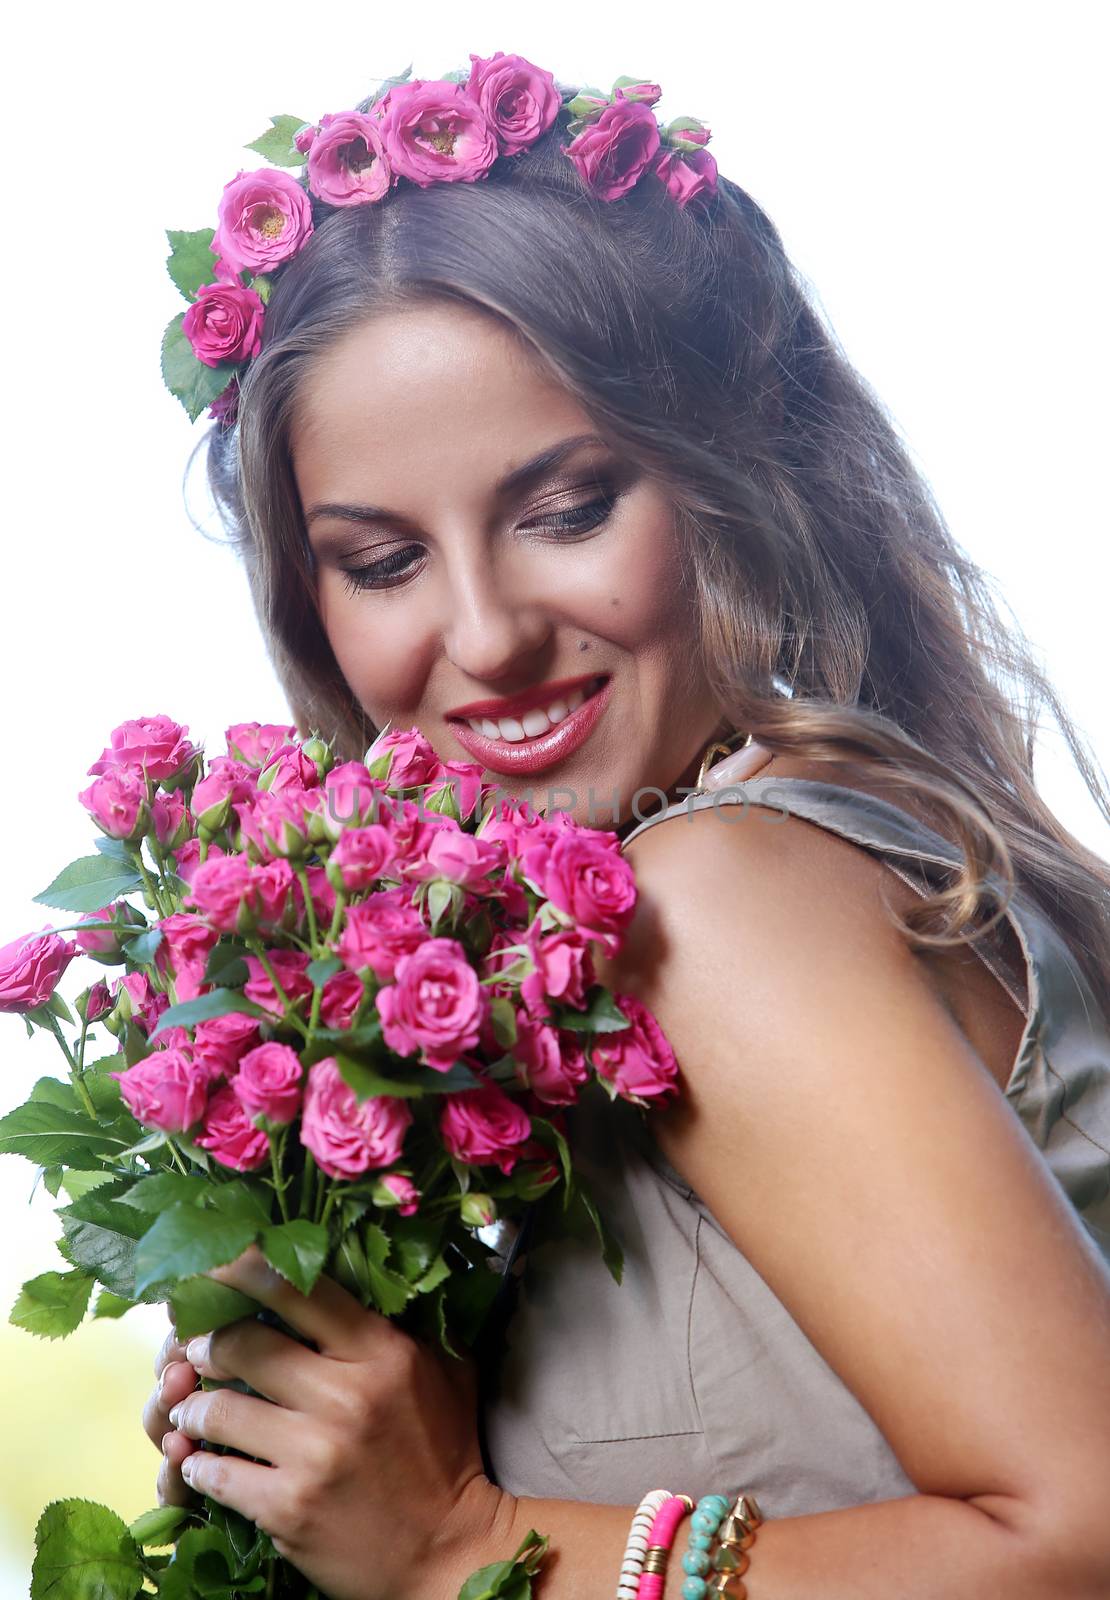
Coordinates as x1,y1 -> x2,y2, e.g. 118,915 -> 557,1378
447,675 -> 613,776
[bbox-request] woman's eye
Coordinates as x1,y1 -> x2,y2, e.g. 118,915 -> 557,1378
338,490 -> 617,595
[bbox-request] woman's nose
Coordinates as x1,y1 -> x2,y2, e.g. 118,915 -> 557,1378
441,570 -> 553,684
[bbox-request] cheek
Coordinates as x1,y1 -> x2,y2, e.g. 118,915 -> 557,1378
317,575 -> 433,716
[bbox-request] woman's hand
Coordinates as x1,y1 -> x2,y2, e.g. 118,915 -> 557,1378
160,1246 -> 512,1600
142,1313 -> 200,1508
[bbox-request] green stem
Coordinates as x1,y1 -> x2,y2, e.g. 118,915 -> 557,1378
295,867 -> 319,952
269,1133 -> 291,1224
324,893 -> 347,948
47,1016 -> 97,1118
298,1150 -> 317,1220
130,848 -> 170,918
319,1192 -> 336,1230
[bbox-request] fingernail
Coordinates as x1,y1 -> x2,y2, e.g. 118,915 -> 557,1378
167,1405 -> 182,1427
180,1455 -> 195,1482
185,1336 -> 209,1366
161,1431 -> 173,1452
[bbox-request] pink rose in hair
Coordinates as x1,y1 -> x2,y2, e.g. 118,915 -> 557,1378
225,723 -> 298,768
243,949 -> 312,1017
465,51 -> 561,157
111,1046 -> 209,1133
563,96 -> 661,201
194,1083 -> 270,1171
590,992 -> 679,1106
439,1080 -> 533,1173
192,1012 -> 260,1079
233,1041 -> 303,1125
208,378 -> 240,427
307,110 -> 392,206
375,936 -> 487,1070
78,769 -> 148,841
88,716 -> 197,781
328,826 -> 396,892
0,931 -> 75,1013
615,81 -> 662,106
376,80 -> 498,188
337,889 -> 426,981
212,168 -> 314,276
521,920 -> 595,1019
300,1057 -> 413,1179
365,727 -> 442,789
183,281 -> 265,368
319,969 -> 365,1030
527,830 -> 637,954
653,146 -> 718,210
512,1012 -> 589,1106
294,124 -> 317,155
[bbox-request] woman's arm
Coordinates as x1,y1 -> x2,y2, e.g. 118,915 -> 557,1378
149,800 -> 1110,1599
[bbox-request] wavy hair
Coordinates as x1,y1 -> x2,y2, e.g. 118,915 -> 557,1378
203,119 -> 1110,996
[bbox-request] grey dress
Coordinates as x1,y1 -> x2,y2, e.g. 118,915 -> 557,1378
481,776 -> 1110,1514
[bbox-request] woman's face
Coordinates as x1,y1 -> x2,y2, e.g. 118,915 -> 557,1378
291,300 -> 725,827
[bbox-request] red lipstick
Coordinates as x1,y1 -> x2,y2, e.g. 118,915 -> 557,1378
447,674 -> 613,776
445,672 -> 603,721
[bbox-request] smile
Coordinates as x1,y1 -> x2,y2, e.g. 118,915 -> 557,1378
446,675 -> 613,776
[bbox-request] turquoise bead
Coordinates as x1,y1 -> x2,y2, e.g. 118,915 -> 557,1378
697,1494 -> 730,1518
690,1508 -> 720,1535
681,1580 -> 708,1600
682,1550 -> 711,1577
689,1531 -> 713,1552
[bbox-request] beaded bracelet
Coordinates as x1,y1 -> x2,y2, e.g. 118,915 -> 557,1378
639,1493 -> 694,1600
616,1488 -> 672,1599
681,1492 -> 765,1600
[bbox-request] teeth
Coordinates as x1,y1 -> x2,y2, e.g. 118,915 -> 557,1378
466,677 -> 602,743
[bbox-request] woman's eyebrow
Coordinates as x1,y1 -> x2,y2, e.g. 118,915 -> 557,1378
303,431 -> 609,530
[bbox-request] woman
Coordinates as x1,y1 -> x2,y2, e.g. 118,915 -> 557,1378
143,63 -> 1110,1599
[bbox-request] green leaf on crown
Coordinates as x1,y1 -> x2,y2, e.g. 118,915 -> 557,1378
33,853 -> 143,914
31,1500 -> 144,1600
245,115 -> 311,167
260,1219 -> 330,1296
161,313 -> 237,423
10,1268 -> 95,1339
165,228 -> 217,299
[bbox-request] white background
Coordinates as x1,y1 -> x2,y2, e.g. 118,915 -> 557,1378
0,2 -> 1106,1591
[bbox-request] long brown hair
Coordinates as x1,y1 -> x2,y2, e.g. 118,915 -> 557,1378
204,119 -> 1110,996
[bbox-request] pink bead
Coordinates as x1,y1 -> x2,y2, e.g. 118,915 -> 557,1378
637,1495 -> 691,1600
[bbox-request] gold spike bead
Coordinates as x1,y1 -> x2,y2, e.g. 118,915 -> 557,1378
718,1517 -> 755,1551
734,1495 -> 763,1528
710,1576 -> 747,1598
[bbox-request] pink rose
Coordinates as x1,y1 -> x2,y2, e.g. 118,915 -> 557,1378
172,839 -> 226,888
78,768 -> 148,841
439,1081 -> 532,1174
422,760 -> 487,821
653,146 -> 718,209
407,827 -> 501,890
374,1172 -> 420,1215
614,81 -> 662,106
235,789 -> 312,860
0,930 -> 76,1013
337,889 -> 426,981
156,912 -> 217,1001
208,378 -> 240,427
111,1046 -> 209,1132
192,758 -> 256,832
307,110 -> 392,206
243,949 -> 313,1017
465,51 -> 562,157
183,281 -> 265,368
294,124 -> 317,154
512,1012 -> 588,1106
186,856 -> 294,935
258,744 -> 320,802
225,723 -> 298,768
88,716 -> 196,781
82,980 -> 113,1022
521,921 -> 596,1019
194,1083 -> 270,1171
376,80 -> 498,188
590,992 -> 679,1106
75,903 -> 125,959
212,169 -> 314,277
233,1041 -> 303,1125
327,826 -> 396,892
113,971 -> 168,1035
529,831 -> 637,953
374,936 -> 487,1070
563,96 -> 661,200
365,727 -> 442,789
150,790 -> 191,850
192,1012 -> 260,1079
319,969 -> 365,1030
300,1057 -> 413,1179
323,761 -> 386,835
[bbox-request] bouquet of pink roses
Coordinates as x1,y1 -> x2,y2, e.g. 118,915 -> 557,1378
0,715 -> 678,1600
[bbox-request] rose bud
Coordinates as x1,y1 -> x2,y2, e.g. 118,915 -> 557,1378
460,1192 -> 498,1228
371,1172 -> 421,1215
75,980 -> 113,1023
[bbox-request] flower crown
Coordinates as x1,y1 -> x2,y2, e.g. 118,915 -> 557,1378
161,52 -> 718,423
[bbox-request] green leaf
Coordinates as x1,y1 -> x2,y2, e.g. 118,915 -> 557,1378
10,1269 -> 94,1339
362,1222 -> 415,1316
168,1275 -> 259,1340
58,1188 -> 150,1240
60,1215 -> 144,1300
33,854 -> 143,914
31,1498 -> 144,1600
489,994 -> 517,1049
335,1054 -> 426,1101
121,926 -> 163,965
128,1503 -> 191,1548
331,1229 -> 371,1306
150,987 -> 264,1038
209,1179 -> 274,1230
93,1289 -> 138,1319
59,1168 -> 117,1202
260,1220 -> 329,1295
529,1116 -> 572,1192
133,1201 -> 260,1295
552,986 -> 629,1034
306,955 -> 343,985
94,836 -> 134,864
0,1098 -> 129,1167
456,1533 -> 549,1600
203,941 -> 252,988
576,1181 -> 624,1285
161,312 -> 237,424
245,114 -> 310,166
390,1213 -> 445,1282
165,228 -> 217,299
121,1172 -> 209,1212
